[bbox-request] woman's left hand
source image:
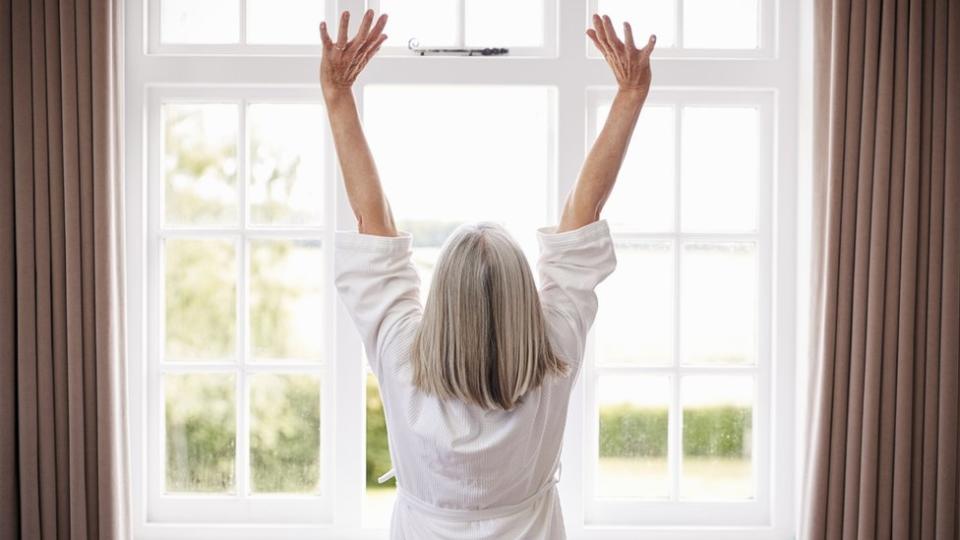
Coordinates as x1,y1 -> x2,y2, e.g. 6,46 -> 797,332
319,9 -> 388,99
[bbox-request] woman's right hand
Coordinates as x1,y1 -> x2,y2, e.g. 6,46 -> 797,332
319,9 -> 388,101
587,14 -> 656,98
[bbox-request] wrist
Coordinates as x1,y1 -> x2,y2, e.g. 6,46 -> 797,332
322,84 -> 354,105
616,86 -> 649,104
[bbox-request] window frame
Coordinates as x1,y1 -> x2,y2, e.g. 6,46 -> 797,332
124,0 -> 802,537
143,86 -> 337,524
583,88 -> 774,526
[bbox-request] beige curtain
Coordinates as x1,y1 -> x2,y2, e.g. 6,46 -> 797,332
803,0 -> 960,538
0,0 -> 129,538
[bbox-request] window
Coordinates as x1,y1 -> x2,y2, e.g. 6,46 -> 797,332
125,0 -> 800,537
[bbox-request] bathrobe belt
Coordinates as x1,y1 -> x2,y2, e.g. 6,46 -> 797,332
378,461 -> 562,522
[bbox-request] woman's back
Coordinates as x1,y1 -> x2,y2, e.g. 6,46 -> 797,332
334,219 -> 616,539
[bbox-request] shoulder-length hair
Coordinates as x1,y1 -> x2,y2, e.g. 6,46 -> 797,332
411,222 -> 569,410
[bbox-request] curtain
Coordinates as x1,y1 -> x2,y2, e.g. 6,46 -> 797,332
803,0 -> 960,538
0,0 -> 129,538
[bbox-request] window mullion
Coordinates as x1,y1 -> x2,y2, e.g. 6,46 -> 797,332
456,0 -> 466,47
239,0 -> 247,45
670,103 -> 683,503
236,99 -> 250,500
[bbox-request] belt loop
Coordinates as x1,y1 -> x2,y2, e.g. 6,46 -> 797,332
378,468 -> 396,484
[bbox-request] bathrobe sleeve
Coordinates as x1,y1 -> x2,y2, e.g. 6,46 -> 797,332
334,230 -> 422,376
536,219 -> 617,363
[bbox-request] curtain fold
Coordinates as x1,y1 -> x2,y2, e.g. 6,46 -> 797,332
0,0 -> 129,538
804,0 -> 960,538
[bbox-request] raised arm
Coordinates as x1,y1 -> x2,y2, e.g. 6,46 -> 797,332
319,9 -> 396,236
557,14 -> 656,233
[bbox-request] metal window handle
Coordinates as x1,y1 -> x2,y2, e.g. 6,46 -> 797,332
407,38 -> 509,56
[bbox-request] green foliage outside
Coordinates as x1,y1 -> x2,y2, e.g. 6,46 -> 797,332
165,374 -> 236,492
164,105 -> 237,225
599,406 -> 669,457
163,106 -> 323,493
682,406 -> 752,457
599,405 -> 752,458
366,376 -> 395,488
165,239 -> 237,360
249,374 -> 321,493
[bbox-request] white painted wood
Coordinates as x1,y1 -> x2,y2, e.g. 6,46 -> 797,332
125,0 -> 801,537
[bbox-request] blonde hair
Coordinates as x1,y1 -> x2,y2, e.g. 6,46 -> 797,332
412,222 -> 569,410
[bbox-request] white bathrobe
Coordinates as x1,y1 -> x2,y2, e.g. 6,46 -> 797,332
334,219 -> 617,540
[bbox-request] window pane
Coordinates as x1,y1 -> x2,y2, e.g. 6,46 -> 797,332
681,107 -> 758,232
364,371 -> 396,527
249,239 -> 324,362
595,242 -> 673,365
683,0 -> 758,49
247,104 -> 325,226
465,0 -> 544,47
249,373 -> 321,493
164,373 -> 236,493
380,0 -> 458,48
596,0 -> 676,48
364,85 -> 551,255
165,239 -> 237,361
595,104 -> 674,231
681,375 -> 753,499
161,0 -> 239,44
247,0 -> 326,44
681,243 -> 756,364
164,104 -> 239,226
598,375 -> 670,498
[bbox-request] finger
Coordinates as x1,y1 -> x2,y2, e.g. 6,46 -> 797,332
586,29 -> 603,52
350,34 -> 388,80
353,9 -> 374,44
365,13 -> 388,44
623,22 -> 635,50
336,10 -> 350,47
319,21 -> 333,48
602,15 -> 623,49
641,34 -> 657,56
356,16 -> 388,55
592,14 -> 608,45
360,34 -> 388,65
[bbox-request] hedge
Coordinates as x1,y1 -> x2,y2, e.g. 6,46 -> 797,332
599,405 -> 752,458
366,383 -> 752,487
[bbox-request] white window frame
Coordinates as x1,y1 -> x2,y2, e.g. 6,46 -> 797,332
124,0 -> 802,538
583,88 -> 774,528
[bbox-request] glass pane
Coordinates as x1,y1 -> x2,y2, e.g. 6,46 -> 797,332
249,239 -> 324,362
249,373 -> 321,493
596,0 -> 676,48
598,375 -> 670,498
164,104 -> 239,226
364,371 -> 396,526
465,0 -> 544,47
247,104 -> 325,226
380,0 -> 458,48
595,242 -> 673,365
364,85 -> 551,257
247,0 -> 326,44
681,243 -> 756,364
683,0 -> 758,49
164,373 -> 236,493
161,0 -> 240,43
595,104 -> 674,231
165,239 -> 237,361
681,375 -> 753,499
680,107 -> 758,232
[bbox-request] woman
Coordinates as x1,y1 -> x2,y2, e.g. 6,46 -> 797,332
320,9 -> 655,539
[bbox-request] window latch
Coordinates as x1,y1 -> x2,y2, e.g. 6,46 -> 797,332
407,38 -> 509,56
